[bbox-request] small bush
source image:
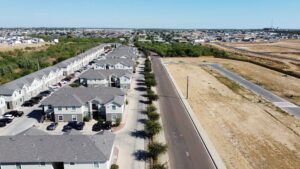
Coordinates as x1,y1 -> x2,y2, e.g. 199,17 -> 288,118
83,116 -> 91,122
115,117 -> 121,127
110,164 -> 119,169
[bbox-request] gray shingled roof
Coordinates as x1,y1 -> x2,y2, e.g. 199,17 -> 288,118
41,86 -> 125,107
79,69 -> 132,80
94,58 -> 134,67
106,45 -> 137,59
0,129 -> 115,163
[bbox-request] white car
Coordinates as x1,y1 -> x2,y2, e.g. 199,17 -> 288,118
60,81 -> 68,85
3,114 -> 15,120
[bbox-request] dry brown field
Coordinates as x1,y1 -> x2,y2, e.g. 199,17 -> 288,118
0,43 -> 50,52
163,58 -> 300,169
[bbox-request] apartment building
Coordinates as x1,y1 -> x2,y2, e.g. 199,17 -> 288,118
41,87 -> 126,124
79,69 -> 132,89
0,128 -> 115,169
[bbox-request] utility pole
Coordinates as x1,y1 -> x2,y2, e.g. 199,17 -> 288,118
186,76 -> 189,99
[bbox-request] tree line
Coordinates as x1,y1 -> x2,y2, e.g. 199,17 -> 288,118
135,41 -> 228,58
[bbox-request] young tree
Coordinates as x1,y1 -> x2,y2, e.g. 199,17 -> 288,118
148,142 -> 168,161
147,111 -> 160,121
151,163 -> 168,169
146,104 -> 157,114
145,120 -> 162,139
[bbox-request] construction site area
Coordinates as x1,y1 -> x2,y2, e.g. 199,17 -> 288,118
163,56 -> 300,169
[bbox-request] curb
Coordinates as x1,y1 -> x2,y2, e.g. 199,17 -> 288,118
152,87 -> 171,168
161,59 -> 227,169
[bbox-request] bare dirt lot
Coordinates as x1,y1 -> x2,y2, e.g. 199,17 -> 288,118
164,57 -> 300,106
164,58 -> 300,169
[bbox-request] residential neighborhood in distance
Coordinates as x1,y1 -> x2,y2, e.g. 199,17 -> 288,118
0,1 -> 300,169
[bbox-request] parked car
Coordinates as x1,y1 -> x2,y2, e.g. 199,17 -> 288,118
5,111 -> 24,117
92,122 -> 103,132
47,122 -> 58,131
29,98 -> 39,105
92,121 -> 111,131
3,114 -> 15,120
32,96 -> 43,102
0,118 -> 13,124
22,101 -> 34,107
75,122 -> 85,130
40,90 -> 51,97
62,121 -> 77,132
103,121 -> 112,130
0,122 -> 6,127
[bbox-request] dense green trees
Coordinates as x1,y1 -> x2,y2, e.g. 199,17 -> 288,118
135,41 -> 228,58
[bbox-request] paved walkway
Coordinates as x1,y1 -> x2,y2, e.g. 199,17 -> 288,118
208,63 -> 300,118
114,57 -> 148,169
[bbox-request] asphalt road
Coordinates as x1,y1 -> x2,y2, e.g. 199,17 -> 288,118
152,56 -> 216,169
209,63 -> 300,118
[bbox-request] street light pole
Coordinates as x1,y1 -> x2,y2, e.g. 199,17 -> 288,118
186,76 -> 189,99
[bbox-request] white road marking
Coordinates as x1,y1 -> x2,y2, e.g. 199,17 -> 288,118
273,102 -> 298,108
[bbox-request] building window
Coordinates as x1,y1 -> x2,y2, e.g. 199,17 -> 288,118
58,107 -> 62,111
40,162 -> 46,166
72,106 -> 76,111
93,162 -> 100,168
66,107 -> 68,110
70,162 -> 75,165
58,115 -> 63,121
112,105 -> 116,110
72,115 -> 77,121
16,163 -> 21,169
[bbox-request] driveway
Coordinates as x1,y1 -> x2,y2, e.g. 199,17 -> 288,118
114,57 -> 148,169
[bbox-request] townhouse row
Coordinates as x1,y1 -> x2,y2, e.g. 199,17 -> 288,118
0,44 -> 110,115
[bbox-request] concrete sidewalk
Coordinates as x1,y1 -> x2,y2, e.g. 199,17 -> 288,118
114,57 -> 148,169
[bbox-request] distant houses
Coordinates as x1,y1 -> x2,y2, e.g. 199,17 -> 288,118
0,128 -> 115,169
41,87 -> 126,124
79,69 -> 132,89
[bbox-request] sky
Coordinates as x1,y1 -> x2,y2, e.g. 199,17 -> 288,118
0,0 -> 299,29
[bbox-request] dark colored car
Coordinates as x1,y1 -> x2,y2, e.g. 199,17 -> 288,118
75,122 -> 85,130
103,121 -> 112,130
40,90 -> 51,97
47,122 -> 58,130
92,121 -> 111,131
62,121 -> 77,132
0,118 -> 13,124
22,101 -> 34,107
5,111 -> 24,117
0,122 -> 6,127
29,98 -> 40,105
92,122 -> 103,132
